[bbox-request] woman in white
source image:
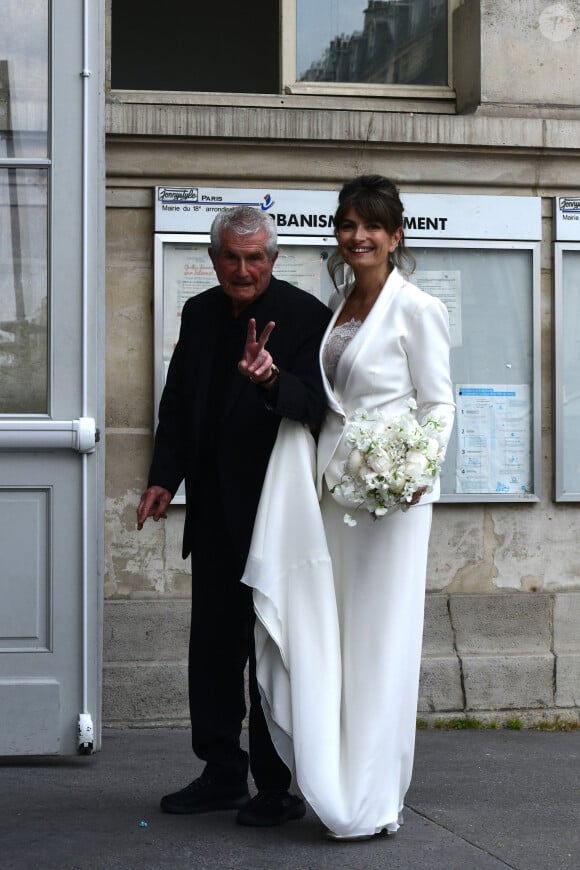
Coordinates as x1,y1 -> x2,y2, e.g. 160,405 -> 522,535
243,175 -> 455,840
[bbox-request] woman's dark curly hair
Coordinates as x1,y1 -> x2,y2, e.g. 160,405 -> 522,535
328,175 -> 415,290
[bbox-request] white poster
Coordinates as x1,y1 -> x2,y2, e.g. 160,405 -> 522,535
160,241 -> 337,374
414,269 -> 462,347
456,385 -> 532,494
162,243 -> 215,367
274,245 -> 334,301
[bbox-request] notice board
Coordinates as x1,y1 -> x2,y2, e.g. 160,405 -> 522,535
154,186 -> 542,503
554,195 -> 580,500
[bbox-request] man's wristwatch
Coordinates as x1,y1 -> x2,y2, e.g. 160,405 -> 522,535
259,363 -> 279,387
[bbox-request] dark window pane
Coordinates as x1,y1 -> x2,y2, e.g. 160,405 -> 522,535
111,0 -> 280,94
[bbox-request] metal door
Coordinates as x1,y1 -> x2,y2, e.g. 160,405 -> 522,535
0,1 -> 104,754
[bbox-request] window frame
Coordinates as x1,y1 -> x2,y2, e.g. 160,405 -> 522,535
281,0 -> 458,100
106,0 -> 459,105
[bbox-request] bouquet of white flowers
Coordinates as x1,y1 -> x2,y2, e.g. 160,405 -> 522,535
331,398 -> 446,526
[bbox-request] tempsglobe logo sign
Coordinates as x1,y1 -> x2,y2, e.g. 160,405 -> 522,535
559,197 -> 580,214
554,195 -> 580,240
158,187 -> 199,204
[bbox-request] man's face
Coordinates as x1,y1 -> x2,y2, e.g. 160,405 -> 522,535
209,228 -> 278,315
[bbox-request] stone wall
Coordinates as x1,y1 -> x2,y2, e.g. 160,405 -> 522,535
102,589 -> 580,726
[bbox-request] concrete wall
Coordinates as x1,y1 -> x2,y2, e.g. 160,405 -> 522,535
103,0 -> 580,727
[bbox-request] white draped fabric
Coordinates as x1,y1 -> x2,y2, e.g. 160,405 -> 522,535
241,418 -> 433,838
242,269 -> 454,838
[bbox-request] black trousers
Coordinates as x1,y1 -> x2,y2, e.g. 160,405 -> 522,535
188,515 -> 291,792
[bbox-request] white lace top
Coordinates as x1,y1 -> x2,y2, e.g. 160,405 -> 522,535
322,318 -> 362,386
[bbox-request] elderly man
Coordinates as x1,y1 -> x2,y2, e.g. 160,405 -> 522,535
137,206 -> 331,827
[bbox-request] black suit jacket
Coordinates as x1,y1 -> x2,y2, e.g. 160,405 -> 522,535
148,276 -> 332,561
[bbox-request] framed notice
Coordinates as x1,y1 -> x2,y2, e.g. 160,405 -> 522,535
410,240 -> 541,502
554,195 -> 580,500
153,233 -> 337,503
554,229 -> 580,498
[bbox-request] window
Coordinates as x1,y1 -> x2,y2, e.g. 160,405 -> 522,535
111,0 -> 280,94
295,0 -> 448,88
110,0 -> 455,99
0,3 -> 49,413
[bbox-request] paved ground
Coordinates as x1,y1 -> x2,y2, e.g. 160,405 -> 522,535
1,727 -> 578,870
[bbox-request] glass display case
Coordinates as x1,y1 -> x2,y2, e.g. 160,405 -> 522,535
154,187 -> 542,503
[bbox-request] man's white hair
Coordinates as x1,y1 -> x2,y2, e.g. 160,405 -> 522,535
210,205 -> 278,259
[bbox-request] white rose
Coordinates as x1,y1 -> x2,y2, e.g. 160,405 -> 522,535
367,449 -> 395,476
370,420 -> 387,437
405,449 -> 429,479
346,448 -> 364,475
388,475 -> 406,494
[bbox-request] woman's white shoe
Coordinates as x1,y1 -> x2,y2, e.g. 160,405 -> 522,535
325,830 -> 373,842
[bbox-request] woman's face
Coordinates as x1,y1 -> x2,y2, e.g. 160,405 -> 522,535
336,207 -> 402,274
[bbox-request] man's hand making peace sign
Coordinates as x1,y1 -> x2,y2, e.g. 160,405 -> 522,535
238,318 -> 279,388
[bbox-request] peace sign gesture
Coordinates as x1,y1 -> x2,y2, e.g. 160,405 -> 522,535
238,318 -> 277,385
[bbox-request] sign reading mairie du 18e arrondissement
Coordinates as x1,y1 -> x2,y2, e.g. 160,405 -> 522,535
154,186 -> 542,241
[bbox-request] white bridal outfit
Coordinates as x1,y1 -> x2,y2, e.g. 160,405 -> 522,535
242,267 -> 455,838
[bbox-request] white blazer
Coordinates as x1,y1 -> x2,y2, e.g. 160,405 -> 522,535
317,266 -> 456,504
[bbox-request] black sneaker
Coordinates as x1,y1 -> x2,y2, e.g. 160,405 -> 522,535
160,774 -> 250,814
236,790 -> 306,827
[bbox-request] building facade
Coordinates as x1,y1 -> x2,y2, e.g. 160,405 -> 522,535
4,2 -> 578,754
101,0 -> 580,728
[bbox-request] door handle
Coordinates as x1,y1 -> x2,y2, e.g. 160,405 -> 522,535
0,417 -> 96,453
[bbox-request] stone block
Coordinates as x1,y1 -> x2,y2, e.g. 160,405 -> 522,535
492,508 -> 580,591
422,595 -> 454,655
106,206 -> 153,264
105,204 -> 155,432
418,656 -> 464,713
449,594 -> 551,655
427,505 -> 485,592
462,654 -> 554,711
454,0 -> 580,111
102,662 -> 189,725
554,594 -> 580,654
105,431 -> 152,502
105,263 -> 154,430
104,441 -> 167,597
103,600 -> 190,663
555,655 -> 580,708
452,0 -> 480,114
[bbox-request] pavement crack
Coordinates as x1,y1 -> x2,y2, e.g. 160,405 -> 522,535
405,804 -> 523,869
